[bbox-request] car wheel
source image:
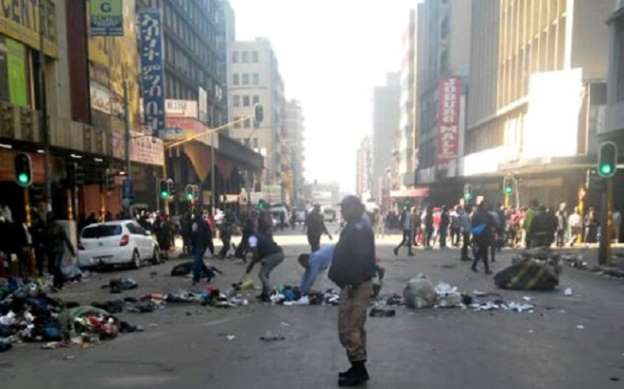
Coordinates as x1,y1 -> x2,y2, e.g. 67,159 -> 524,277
152,248 -> 161,264
132,250 -> 141,269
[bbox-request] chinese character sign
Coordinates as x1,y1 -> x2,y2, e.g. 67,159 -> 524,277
138,9 -> 165,136
437,77 -> 461,164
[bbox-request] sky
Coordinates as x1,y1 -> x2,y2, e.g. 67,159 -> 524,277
229,0 -> 417,193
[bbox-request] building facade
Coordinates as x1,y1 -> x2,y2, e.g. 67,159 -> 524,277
462,0 -> 611,208
398,10 -> 417,188
356,137 -> 372,199
372,72 -> 400,203
283,99 -> 305,207
228,38 -> 286,188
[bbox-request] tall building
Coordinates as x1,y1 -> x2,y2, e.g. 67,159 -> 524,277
228,38 -> 286,187
416,0 -> 471,205
605,0 -> 624,209
463,0 -> 611,207
138,0 -> 262,213
283,99 -> 306,207
372,73 -> 400,201
398,9 -> 418,188
356,137 -> 372,198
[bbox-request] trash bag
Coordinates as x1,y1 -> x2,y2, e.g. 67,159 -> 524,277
434,282 -> 463,308
171,261 -> 194,277
494,260 -> 559,290
369,307 -> 396,317
403,274 -> 436,309
108,278 -> 138,294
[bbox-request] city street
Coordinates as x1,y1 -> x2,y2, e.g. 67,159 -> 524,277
2,227 -> 624,389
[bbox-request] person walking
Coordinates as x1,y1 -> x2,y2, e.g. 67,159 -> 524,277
30,211 -> 47,277
567,207 -> 582,247
522,200 -> 538,248
244,232 -> 284,302
470,201 -> 494,274
458,205 -> 472,261
218,210 -> 236,258
449,206 -> 461,247
304,204 -> 332,252
612,208 -> 622,244
439,206 -> 450,248
44,212 -> 76,289
191,213 -> 216,285
424,205 -> 434,249
328,195 -> 376,386
584,207 -> 598,243
393,206 -> 413,256
555,203 -> 568,247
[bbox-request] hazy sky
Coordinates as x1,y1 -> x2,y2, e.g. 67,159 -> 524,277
229,0 -> 416,193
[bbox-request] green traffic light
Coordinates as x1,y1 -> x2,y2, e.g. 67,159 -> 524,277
600,164 -> 613,175
187,193 -> 193,201
504,187 -> 513,195
18,173 -> 29,185
160,191 -> 169,199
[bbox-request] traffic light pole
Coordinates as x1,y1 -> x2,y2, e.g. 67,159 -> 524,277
38,2 -> 51,211
598,178 -> 613,266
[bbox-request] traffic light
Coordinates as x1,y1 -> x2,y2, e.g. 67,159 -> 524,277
597,141 -> 618,178
14,152 -> 32,188
159,179 -> 170,199
104,169 -> 116,192
185,184 -> 194,201
463,183 -> 472,202
254,103 -> 264,124
67,162 -> 86,186
503,176 -> 513,195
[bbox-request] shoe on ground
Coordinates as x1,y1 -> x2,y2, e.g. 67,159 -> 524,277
338,365 -> 369,386
296,295 -> 310,305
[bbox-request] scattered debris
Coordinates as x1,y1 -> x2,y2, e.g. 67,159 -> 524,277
434,282 -> 463,308
610,377 -> 620,382
104,278 -> 138,294
260,331 -> 285,342
522,296 -> 534,302
564,288 -> 573,296
225,335 -> 235,341
576,324 -> 585,330
369,307 -> 396,317
403,274 -> 436,309
495,250 -> 560,290
63,355 -> 76,361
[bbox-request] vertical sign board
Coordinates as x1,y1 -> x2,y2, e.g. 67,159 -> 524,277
198,86 -> 208,123
437,77 -> 461,165
137,9 -> 166,137
89,0 -> 124,36
6,39 -> 27,107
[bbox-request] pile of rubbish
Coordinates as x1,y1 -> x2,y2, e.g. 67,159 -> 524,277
91,287 -> 250,315
170,261 -> 222,281
0,278 -> 140,354
268,285 -> 341,306
402,274 -> 536,313
494,248 -> 561,291
102,278 -> 139,294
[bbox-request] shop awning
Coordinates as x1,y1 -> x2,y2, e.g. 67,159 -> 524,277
390,187 -> 430,198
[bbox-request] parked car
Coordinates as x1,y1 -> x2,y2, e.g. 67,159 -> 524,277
78,220 -> 160,269
270,204 -> 291,227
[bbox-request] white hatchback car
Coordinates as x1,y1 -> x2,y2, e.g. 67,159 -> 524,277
78,220 -> 160,269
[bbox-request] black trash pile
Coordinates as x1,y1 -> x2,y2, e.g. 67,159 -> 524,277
0,278 -> 139,354
102,278 -> 139,294
495,248 -> 561,290
170,261 -> 222,281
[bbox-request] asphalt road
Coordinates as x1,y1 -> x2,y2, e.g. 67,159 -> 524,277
2,226 -> 624,389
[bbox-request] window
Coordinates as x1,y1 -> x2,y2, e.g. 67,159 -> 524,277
82,225 -> 122,238
244,118 -> 251,128
242,51 -> 249,63
242,73 -> 249,85
232,95 -> 240,107
616,16 -> 624,101
252,73 -> 259,85
252,95 -> 260,105
243,95 -> 250,107
252,51 -> 259,63
233,73 -> 239,85
232,51 -> 239,63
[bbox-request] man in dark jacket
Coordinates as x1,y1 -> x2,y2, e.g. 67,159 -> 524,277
304,204 -> 332,252
393,206 -> 413,256
191,213 -> 215,285
244,232 -> 284,301
329,195 -> 376,387
439,206 -> 450,248
470,201 -> 494,274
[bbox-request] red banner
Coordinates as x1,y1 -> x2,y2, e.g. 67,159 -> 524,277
437,77 -> 461,164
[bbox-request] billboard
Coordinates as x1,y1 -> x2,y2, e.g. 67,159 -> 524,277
437,77 -> 461,165
89,0 -> 124,36
6,39 -> 27,107
137,9 -> 165,137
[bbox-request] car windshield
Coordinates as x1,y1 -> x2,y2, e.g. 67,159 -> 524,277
82,225 -> 122,239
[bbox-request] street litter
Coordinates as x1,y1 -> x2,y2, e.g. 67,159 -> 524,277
369,307 -> 396,317
403,274 -> 436,309
576,324 -> 585,330
564,288 -> 573,296
170,261 -> 222,281
104,278 -> 138,294
522,296 -> 534,302
225,335 -> 235,341
260,331 -> 285,342
495,249 -> 560,290
434,282 -> 463,308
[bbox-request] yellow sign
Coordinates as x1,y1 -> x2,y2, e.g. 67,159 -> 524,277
0,0 -> 57,57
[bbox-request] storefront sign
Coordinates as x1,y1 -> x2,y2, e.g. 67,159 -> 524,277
90,81 -> 112,114
89,0 -> 124,36
165,99 -> 197,118
0,0 -> 57,57
131,133 -> 164,166
138,9 -> 165,136
6,38 -> 27,107
437,77 -> 461,165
